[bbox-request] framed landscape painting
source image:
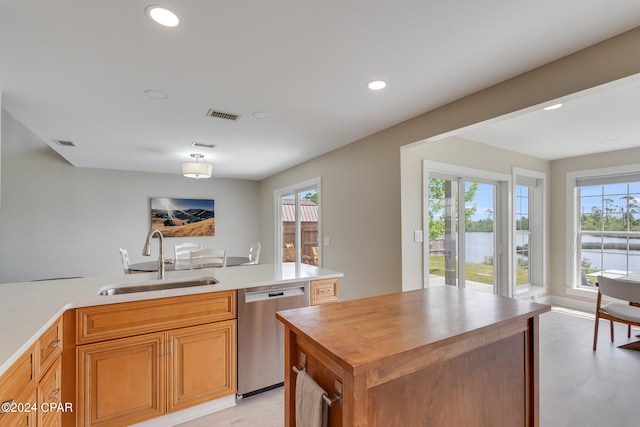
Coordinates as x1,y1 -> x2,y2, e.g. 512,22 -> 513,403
150,198 -> 215,237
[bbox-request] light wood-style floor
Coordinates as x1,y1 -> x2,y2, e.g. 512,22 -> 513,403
179,306 -> 640,427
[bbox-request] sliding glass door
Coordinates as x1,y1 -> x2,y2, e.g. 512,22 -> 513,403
276,178 -> 321,265
428,175 -> 497,294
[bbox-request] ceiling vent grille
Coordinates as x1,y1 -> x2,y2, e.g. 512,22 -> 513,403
207,109 -> 240,121
53,139 -> 77,147
191,141 -> 216,149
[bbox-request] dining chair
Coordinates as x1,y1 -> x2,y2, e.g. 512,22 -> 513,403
174,242 -> 203,261
119,248 -> 131,274
247,242 -> 261,264
190,248 -> 227,269
283,246 -> 296,262
592,275 -> 640,350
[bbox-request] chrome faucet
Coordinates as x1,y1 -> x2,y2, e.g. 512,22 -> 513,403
142,229 -> 165,280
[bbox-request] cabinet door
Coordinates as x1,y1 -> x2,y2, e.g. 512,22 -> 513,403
167,320 -> 236,413
38,357 -> 62,427
77,333 -> 165,427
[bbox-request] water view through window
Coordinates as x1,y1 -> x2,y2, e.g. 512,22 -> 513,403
579,181 -> 640,282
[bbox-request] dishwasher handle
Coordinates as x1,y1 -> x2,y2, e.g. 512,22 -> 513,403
268,291 -> 285,298
244,286 -> 306,303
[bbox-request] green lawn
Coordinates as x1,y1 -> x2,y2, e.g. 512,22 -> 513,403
429,255 -> 529,285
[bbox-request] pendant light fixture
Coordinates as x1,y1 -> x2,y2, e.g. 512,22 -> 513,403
182,153 -> 212,179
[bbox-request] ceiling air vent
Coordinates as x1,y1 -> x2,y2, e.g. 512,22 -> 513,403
191,141 -> 216,149
206,109 -> 240,121
53,139 -> 77,147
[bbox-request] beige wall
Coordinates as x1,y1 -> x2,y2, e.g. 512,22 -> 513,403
259,26 -> 640,301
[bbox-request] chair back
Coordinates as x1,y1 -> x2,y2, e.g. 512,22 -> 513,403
597,275 -> 640,302
248,242 -> 261,264
174,242 -> 203,260
119,248 -> 131,274
283,246 -> 296,262
190,248 -> 227,269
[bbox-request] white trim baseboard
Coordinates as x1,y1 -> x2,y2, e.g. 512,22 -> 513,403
131,395 -> 236,427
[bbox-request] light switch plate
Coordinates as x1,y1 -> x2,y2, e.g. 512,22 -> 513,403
414,230 -> 423,242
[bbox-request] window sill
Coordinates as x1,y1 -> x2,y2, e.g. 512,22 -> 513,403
514,285 -> 547,299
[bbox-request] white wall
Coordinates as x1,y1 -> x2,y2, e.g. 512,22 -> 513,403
0,109 -> 260,283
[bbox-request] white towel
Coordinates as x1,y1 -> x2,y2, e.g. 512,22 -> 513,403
295,370 -> 329,427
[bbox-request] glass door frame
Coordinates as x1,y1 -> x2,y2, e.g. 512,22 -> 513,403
274,177 -> 322,265
423,161 -> 512,296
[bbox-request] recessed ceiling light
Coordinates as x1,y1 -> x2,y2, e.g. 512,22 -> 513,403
252,111 -> 268,118
145,6 -> 180,27
367,80 -> 387,91
599,139 -> 617,144
144,89 -> 168,99
543,103 -> 563,111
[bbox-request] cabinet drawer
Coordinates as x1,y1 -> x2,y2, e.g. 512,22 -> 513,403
76,291 -> 236,344
0,386 -> 36,427
38,357 -> 62,427
310,278 -> 340,306
0,345 -> 35,419
37,317 -> 62,379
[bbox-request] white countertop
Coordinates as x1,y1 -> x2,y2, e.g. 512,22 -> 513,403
0,263 -> 343,376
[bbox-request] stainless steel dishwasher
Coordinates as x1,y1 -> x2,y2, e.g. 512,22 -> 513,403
237,281 -> 309,398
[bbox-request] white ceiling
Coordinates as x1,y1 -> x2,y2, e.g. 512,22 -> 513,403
456,74 -> 640,160
1,1 -> 640,180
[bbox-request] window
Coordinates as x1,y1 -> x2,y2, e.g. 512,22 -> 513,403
515,185 -> 531,286
275,178 -> 321,266
577,178 -> 640,284
513,169 -> 545,294
567,166 -> 640,289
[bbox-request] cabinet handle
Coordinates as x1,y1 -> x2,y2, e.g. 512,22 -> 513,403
48,340 -> 61,349
0,398 -> 15,414
49,388 -> 61,401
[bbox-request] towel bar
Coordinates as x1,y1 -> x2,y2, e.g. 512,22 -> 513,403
292,364 -> 343,407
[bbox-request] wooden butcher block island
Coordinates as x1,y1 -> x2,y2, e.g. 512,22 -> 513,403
276,286 -> 550,427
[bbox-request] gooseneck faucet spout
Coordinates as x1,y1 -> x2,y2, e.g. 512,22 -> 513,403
142,229 -> 165,280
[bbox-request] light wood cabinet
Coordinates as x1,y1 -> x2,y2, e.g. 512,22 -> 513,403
76,291 -> 235,345
310,278 -> 339,305
76,291 -> 237,427
37,317 -> 62,379
0,345 -> 36,427
37,357 -> 62,427
167,320 -> 236,412
77,332 -> 166,426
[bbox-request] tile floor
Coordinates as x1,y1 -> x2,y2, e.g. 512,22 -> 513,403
179,306 -> 640,427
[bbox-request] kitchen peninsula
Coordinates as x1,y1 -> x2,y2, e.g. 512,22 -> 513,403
277,286 -> 550,427
0,263 -> 342,426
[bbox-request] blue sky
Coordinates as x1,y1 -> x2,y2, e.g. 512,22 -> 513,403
467,182 -> 494,221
